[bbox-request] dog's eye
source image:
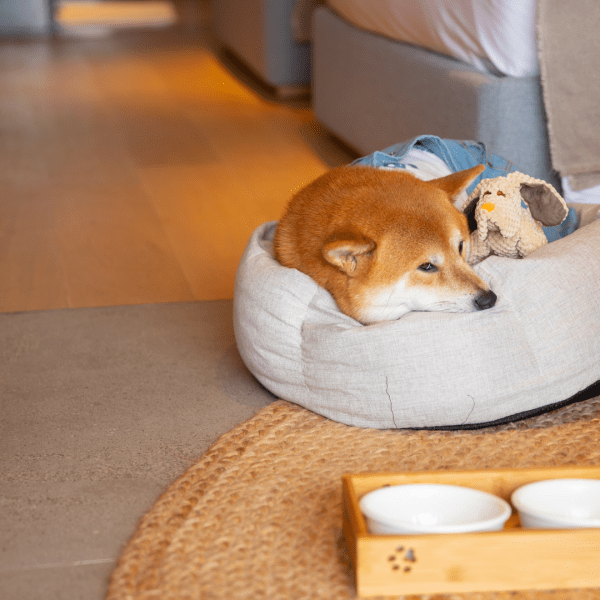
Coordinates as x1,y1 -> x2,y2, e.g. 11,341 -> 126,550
459,241 -> 464,255
418,263 -> 438,273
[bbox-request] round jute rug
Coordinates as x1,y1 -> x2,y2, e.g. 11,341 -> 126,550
107,398 -> 600,600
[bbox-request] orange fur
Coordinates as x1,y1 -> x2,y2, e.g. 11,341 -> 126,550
274,164 -> 496,324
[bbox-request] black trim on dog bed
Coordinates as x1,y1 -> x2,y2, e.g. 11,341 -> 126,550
407,379 -> 600,431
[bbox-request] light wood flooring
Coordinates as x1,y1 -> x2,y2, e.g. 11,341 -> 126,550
0,2 -> 356,314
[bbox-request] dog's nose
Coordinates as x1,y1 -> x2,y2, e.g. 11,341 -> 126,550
474,290 -> 497,311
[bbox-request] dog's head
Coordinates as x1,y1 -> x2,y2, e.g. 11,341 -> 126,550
274,164 -> 496,324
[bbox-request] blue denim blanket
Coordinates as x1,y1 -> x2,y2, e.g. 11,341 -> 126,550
352,135 -> 578,243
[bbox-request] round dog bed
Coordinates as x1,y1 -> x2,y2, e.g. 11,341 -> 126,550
233,207 -> 600,430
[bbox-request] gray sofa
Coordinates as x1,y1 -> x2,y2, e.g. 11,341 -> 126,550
212,2 -> 557,188
311,6 -> 558,189
212,0 -> 311,89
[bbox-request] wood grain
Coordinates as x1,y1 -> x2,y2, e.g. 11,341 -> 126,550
0,8 -> 356,313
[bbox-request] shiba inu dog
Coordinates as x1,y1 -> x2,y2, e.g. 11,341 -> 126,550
274,163 -> 497,324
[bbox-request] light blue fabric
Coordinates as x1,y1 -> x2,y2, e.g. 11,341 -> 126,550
352,135 -> 578,243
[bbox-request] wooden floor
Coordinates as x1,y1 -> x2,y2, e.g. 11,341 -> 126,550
0,2 -> 356,313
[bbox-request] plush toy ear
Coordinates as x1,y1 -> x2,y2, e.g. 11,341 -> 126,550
431,164 -> 485,202
520,182 -> 568,226
475,204 -> 492,241
322,233 -> 376,276
462,181 -> 485,232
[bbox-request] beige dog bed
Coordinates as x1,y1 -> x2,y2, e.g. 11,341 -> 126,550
234,205 -> 600,429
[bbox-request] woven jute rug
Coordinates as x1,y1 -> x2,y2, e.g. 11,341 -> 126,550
107,398 -> 600,600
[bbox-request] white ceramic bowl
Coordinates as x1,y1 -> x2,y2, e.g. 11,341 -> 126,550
359,484 -> 512,535
511,478 -> 600,529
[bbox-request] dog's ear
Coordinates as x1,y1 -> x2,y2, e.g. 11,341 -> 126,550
322,233 -> 376,276
431,164 -> 485,202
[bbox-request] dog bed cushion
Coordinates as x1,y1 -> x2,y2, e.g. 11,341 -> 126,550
234,213 -> 600,430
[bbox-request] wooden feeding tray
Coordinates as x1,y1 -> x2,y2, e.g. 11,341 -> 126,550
343,466 -> 600,597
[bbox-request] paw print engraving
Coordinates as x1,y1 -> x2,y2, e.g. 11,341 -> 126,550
387,545 -> 417,573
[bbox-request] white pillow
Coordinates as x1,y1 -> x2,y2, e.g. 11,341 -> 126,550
233,217 -> 600,429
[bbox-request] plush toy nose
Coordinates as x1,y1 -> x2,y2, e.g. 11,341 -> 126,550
480,202 -> 495,212
474,290 -> 497,310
